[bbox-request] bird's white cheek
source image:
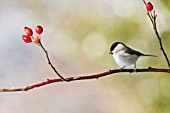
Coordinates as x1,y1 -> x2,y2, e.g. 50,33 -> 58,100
112,44 -> 125,53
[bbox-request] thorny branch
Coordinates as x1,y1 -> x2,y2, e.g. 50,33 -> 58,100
0,67 -> 170,92
142,0 -> 170,68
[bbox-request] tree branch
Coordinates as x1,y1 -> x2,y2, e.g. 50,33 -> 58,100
1,1 -> 170,93
39,42 -> 68,81
142,0 -> 170,68
0,67 -> 170,92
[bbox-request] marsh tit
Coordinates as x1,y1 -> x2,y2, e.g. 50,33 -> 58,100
109,42 -> 157,72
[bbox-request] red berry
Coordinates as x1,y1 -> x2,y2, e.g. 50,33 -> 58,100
35,26 -> 43,34
24,27 -> 33,36
146,2 -> 153,11
22,35 -> 32,43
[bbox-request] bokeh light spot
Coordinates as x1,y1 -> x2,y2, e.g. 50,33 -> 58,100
82,32 -> 107,60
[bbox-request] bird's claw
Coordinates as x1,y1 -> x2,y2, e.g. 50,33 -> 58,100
120,66 -> 125,72
120,68 -> 123,72
130,68 -> 137,73
133,69 -> 137,73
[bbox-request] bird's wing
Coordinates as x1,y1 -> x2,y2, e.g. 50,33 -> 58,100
125,47 -> 144,56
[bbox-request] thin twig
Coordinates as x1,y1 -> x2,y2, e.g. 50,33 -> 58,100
0,67 -> 170,92
142,0 -> 146,5
1,1 -> 170,93
147,12 -> 154,25
143,0 -> 170,68
151,12 -> 170,68
39,42 -> 69,81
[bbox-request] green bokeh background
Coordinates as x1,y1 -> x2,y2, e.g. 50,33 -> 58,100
0,0 -> 170,113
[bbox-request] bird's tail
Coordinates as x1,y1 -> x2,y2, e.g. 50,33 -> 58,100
143,54 -> 157,57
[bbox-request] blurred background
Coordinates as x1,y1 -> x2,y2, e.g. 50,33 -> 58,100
0,0 -> 170,113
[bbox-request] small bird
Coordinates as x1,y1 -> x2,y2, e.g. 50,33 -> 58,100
109,42 -> 157,72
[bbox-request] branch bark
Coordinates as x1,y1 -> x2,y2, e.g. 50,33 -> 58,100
142,0 -> 170,68
39,42 -> 68,81
0,1 -> 170,93
0,67 -> 170,92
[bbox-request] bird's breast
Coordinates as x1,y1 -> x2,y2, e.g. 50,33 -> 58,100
113,53 -> 139,67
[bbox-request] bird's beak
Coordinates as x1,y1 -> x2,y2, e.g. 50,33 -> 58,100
109,51 -> 112,54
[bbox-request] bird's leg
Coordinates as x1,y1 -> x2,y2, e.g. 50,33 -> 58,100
133,63 -> 137,73
120,66 -> 125,71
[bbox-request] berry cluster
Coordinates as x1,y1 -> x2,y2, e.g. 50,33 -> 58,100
146,2 -> 153,11
22,25 -> 43,44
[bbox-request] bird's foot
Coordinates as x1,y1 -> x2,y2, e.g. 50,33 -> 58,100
130,68 -> 137,73
120,68 -> 123,72
133,68 -> 137,73
120,67 -> 125,72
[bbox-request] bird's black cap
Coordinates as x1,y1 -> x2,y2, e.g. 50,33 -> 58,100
109,42 -> 147,56
110,42 -> 124,52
